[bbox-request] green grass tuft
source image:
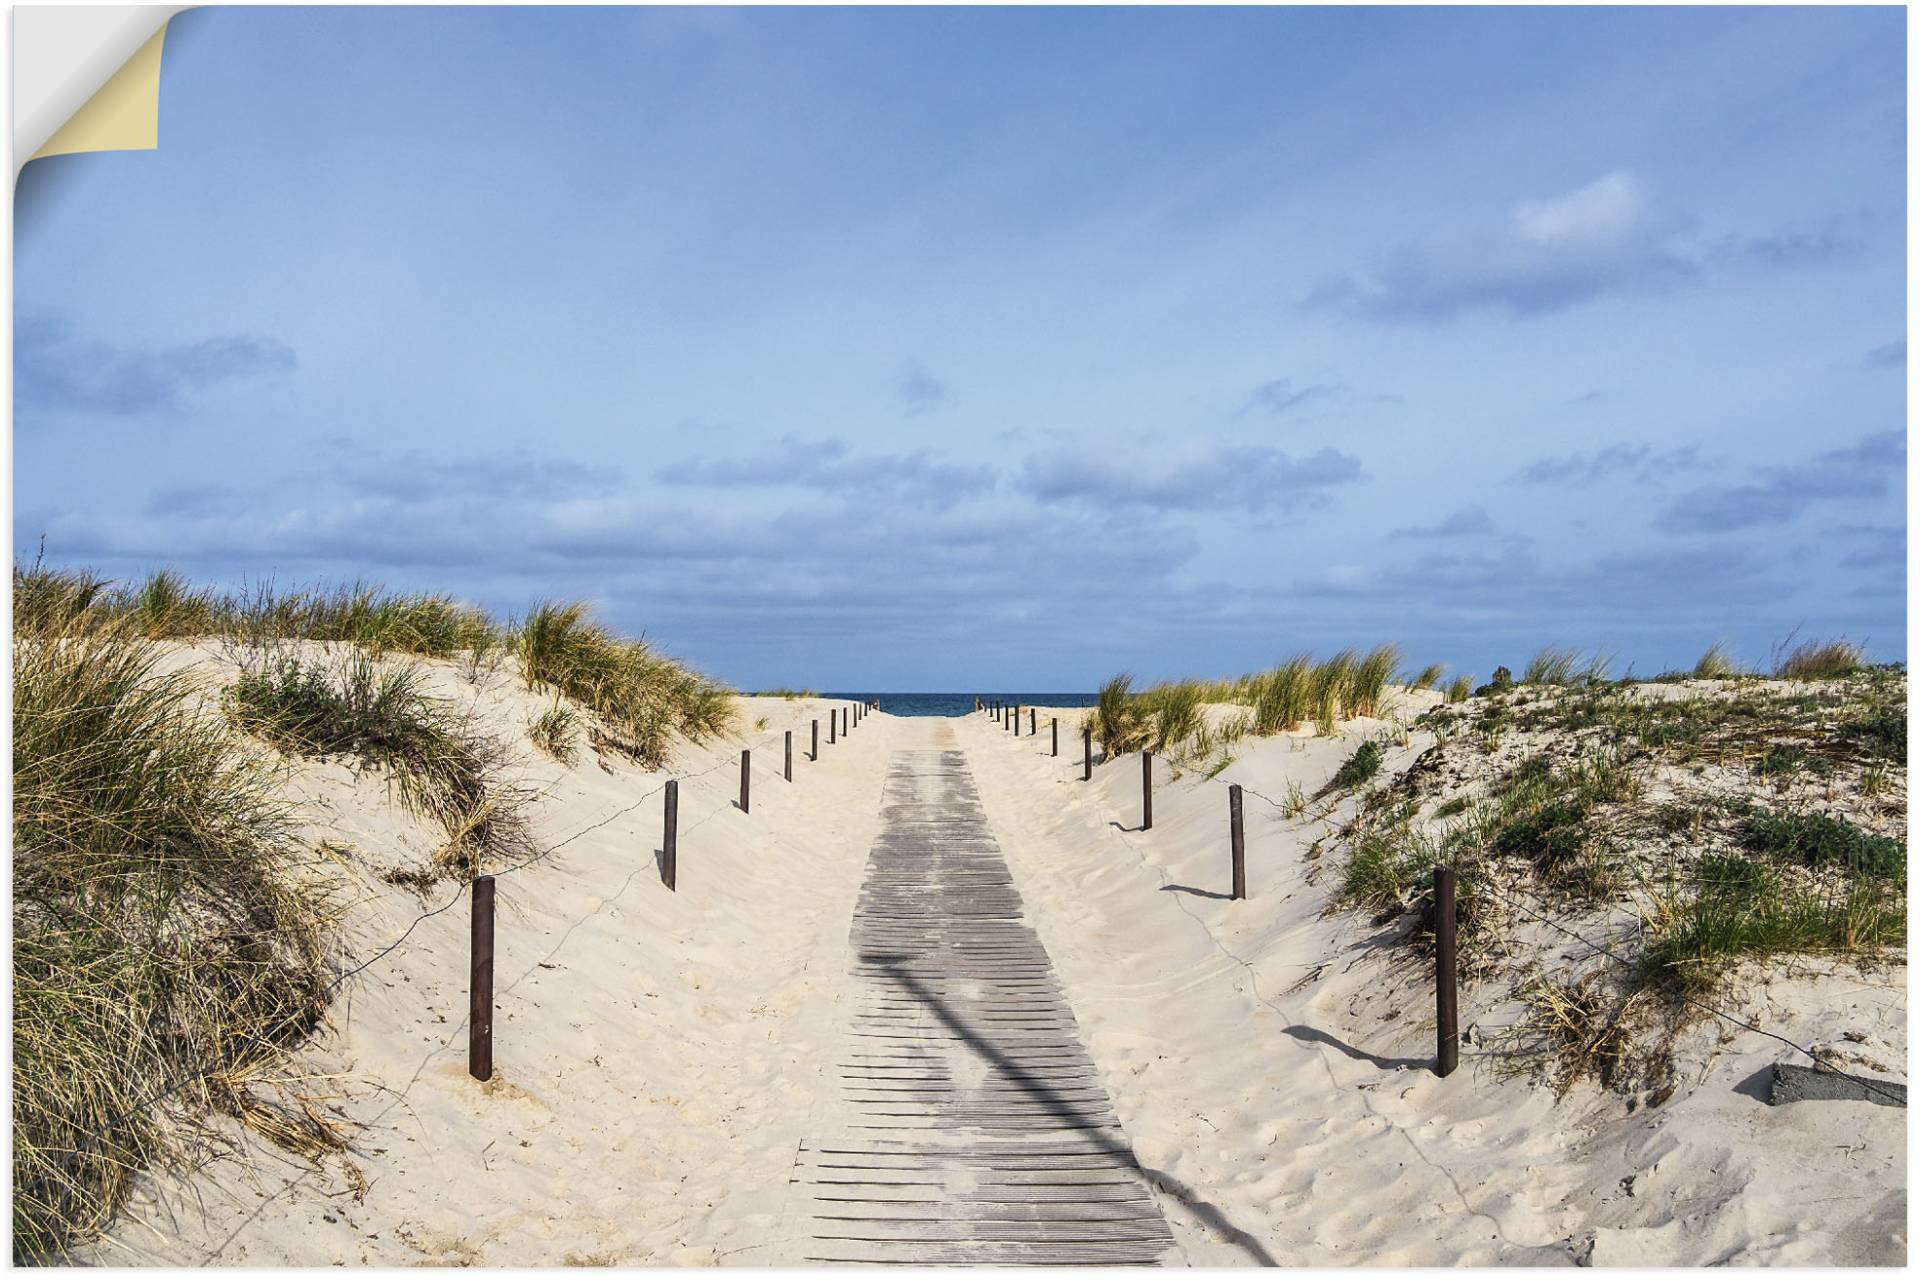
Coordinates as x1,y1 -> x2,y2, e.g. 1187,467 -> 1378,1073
1330,739 -> 1384,791
1691,641 -> 1743,679
1774,638 -> 1864,680
515,600 -> 735,767
227,651 -> 529,876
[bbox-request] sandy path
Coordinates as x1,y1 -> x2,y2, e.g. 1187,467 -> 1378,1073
762,727 -> 1176,1264
82,690 -> 895,1266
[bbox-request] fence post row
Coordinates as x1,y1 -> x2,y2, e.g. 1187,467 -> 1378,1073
1142,751 -> 1154,830
1083,726 -> 1093,781
1434,865 -> 1459,1078
469,875 -> 496,1081
1229,784 -> 1246,900
739,749 -> 751,814
662,779 -> 678,891
785,730 -> 793,781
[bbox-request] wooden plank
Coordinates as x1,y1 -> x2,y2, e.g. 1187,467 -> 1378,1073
789,749 -> 1174,1265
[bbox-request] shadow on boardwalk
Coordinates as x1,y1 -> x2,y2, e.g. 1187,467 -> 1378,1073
879,959 -> 1280,1266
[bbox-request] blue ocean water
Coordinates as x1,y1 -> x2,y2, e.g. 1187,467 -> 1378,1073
821,692 -> 1097,718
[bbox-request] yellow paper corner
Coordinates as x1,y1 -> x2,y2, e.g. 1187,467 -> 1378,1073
32,23 -> 170,162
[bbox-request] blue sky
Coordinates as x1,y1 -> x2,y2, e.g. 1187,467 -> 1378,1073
14,5 -> 1907,690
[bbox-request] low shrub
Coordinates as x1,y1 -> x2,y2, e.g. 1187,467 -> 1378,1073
1741,809 -> 1904,879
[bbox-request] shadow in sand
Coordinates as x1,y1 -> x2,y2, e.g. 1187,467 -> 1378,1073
1161,884 -> 1234,901
1732,1064 -> 1774,1104
1108,820 -> 1149,834
874,957 -> 1280,1266
1283,1023 -> 1429,1072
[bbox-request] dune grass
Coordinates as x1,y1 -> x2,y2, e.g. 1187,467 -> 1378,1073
16,562 -> 738,771
13,608 -> 333,1258
1641,852 -> 1904,996
1774,638 -> 1865,680
1411,663 -> 1446,691
1330,738 -> 1385,792
1691,641 -> 1743,680
527,702 -> 579,762
226,651 -> 531,878
1089,643 -> 1439,760
515,601 -> 734,767
1249,656 -> 1313,734
1522,646 -> 1612,686
1348,644 -> 1400,718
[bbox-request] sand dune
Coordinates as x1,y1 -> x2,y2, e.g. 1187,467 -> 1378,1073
76,674 -> 1903,1265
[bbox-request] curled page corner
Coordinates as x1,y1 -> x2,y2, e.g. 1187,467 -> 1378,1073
15,5 -> 190,176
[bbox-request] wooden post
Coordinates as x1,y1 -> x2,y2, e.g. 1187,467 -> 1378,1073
811,718 -> 819,761
784,730 -> 793,781
1434,865 -> 1458,1078
1029,707 -> 1036,735
1083,726 -> 1092,781
1013,705 -> 1020,736
1229,784 -> 1246,900
739,749 -> 751,813
829,710 -> 837,744
1052,716 -> 1059,757
662,780 -> 678,891
468,875 -> 495,1081
1142,751 -> 1154,830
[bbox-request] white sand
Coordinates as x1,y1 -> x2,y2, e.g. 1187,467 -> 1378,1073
965,701 -> 1906,1266
78,680 -> 1904,1265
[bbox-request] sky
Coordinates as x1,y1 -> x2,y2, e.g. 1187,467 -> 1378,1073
13,5 -> 1907,690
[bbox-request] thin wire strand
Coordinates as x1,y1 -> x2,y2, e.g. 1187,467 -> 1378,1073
18,707 -> 840,1203
984,705 -> 1908,1101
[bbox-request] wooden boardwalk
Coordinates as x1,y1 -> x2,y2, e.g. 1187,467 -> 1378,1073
790,749 -> 1175,1265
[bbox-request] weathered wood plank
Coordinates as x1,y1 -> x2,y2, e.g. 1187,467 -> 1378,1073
790,749 -> 1175,1265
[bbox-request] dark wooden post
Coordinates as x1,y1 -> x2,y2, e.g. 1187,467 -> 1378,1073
784,730 -> 793,781
1142,752 -> 1154,830
469,875 -> 496,1081
829,710 -> 837,744
811,718 -> 819,760
1083,726 -> 1092,781
1229,784 -> 1246,900
1052,717 -> 1059,757
661,780 -> 678,891
1029,707 -> 1036,735
1434,865 -> 1458,1077
739,749 -> 751,813
1013,705 -> 1020,736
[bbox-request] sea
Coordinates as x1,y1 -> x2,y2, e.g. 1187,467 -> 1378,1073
820,692 -> 1098,718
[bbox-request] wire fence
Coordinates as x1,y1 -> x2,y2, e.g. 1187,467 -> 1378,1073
18,700 -> 866,1207
974,701 -> 1908,1103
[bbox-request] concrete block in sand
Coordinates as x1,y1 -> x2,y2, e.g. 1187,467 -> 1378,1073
1769,1063 -> 1905,1108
